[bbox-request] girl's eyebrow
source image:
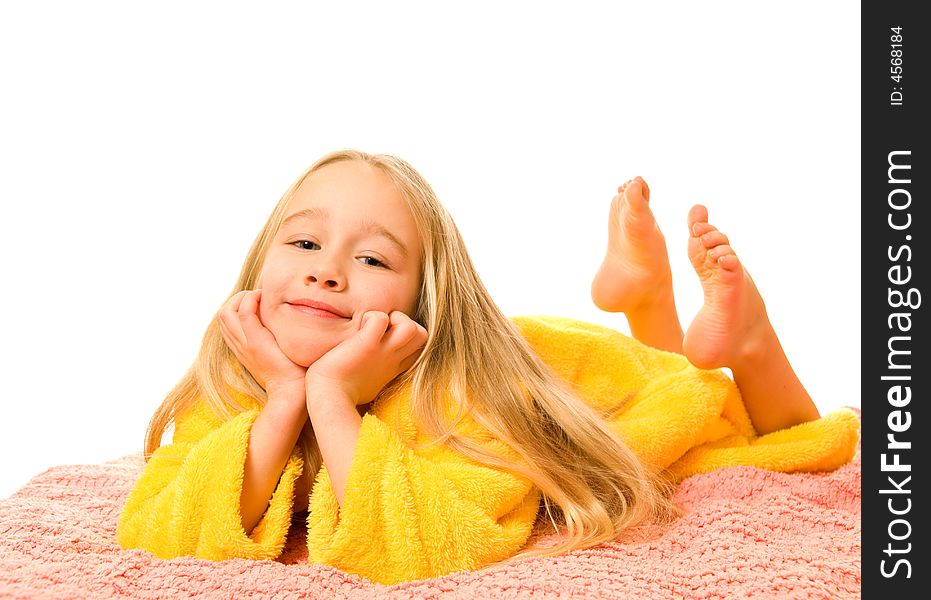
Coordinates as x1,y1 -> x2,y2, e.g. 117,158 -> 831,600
362,221 -> 410,258
281,207 -> 327,228
281,208 -> 409,258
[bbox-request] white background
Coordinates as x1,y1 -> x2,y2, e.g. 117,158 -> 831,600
0,1 -> 861,499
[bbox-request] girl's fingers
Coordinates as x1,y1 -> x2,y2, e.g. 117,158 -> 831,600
217,307 -> 246,346
217,315 -> 245,355
398,347 -> 422,372
216,290 -> 250,336
237,290 -> 272,342
217,289 -> 264,350
400,327 -> 428,362
385,312 -> 419,347
238,289 -> 261,317
330,311 -> 427,377
401,323 -> 428,356
224,289 -> 251,313
359,311 -> 391,345
386,312 -> 428,347
385,312 -> 428,363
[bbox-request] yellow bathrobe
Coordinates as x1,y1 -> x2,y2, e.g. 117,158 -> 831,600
116,316 -> 860,585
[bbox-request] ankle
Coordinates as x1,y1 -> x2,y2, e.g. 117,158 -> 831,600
624,290 -> 677,324
626,293 -> 684,353
625,281 -> 676,317
729,317 -> 778,371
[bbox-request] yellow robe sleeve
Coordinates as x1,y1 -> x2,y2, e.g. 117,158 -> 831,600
116,401 -> 303,561
513,315 -> 860,480
305,395 -> 540,586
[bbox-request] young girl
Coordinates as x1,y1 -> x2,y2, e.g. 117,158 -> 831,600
117,150 -> 859,585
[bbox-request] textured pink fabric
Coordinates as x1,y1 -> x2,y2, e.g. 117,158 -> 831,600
0,420 -> 860,599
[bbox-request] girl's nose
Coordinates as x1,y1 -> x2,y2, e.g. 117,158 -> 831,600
305,264 -> 345,290
307,275 -> 341,288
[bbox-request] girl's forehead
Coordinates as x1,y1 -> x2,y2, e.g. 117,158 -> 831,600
278,162 -> 424,255
297,161 -> 397,202
284,163 -> 401,218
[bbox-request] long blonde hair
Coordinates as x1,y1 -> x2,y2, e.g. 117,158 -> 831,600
145,149 -> 675,560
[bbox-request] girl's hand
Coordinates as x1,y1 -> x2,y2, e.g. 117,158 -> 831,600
216,289 -> 307,395
306,310 -> 428,408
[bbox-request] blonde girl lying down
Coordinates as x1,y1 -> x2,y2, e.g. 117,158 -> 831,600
117,150 -> 858,585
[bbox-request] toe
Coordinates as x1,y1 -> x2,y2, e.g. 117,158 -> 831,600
700,230 -> 729,248
634,176 -> 650,201
691,222 -> 716,237
688,204 -> 709,234
717,253 -> 741,271
707,244 -> 734,262
624,178 -> 650,212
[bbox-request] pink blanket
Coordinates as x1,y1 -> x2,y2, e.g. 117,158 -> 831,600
0,417 -> 860,599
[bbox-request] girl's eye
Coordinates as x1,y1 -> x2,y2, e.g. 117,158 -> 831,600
359,256 -> 386,268
293,240 -> 320,251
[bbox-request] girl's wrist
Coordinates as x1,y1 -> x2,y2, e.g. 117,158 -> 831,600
265,378 -> 308,408
306,383 -> 357,413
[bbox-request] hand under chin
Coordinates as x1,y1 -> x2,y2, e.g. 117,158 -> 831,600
280,341 -> 341,369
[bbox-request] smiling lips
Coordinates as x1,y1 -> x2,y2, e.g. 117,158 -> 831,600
286,299 -> 350,319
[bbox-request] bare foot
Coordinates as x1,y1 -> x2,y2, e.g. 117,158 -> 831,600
681,205 -> 769,369
591,177 -> 675,314
682,205 -> 821,433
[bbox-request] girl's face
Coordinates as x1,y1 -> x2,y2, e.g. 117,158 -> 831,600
257,160 -> 424,367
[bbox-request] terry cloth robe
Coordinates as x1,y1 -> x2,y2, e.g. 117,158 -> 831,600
116,316 -> 860,585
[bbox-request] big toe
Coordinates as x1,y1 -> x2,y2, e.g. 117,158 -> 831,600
687,204 -> 709,234
622,178 -> 653,216
633,176 -> 650,201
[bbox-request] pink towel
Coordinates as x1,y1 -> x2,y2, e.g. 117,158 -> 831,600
0,415 -> 860,599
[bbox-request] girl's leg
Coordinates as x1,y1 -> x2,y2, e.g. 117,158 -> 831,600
591,177 -> 685,353
683,205 -> 821,434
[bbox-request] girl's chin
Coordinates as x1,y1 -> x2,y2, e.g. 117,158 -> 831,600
280,342 -> 338,369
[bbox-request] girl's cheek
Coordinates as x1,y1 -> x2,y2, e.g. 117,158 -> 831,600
258,300 -> 273,326
361,289 -> 403,314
